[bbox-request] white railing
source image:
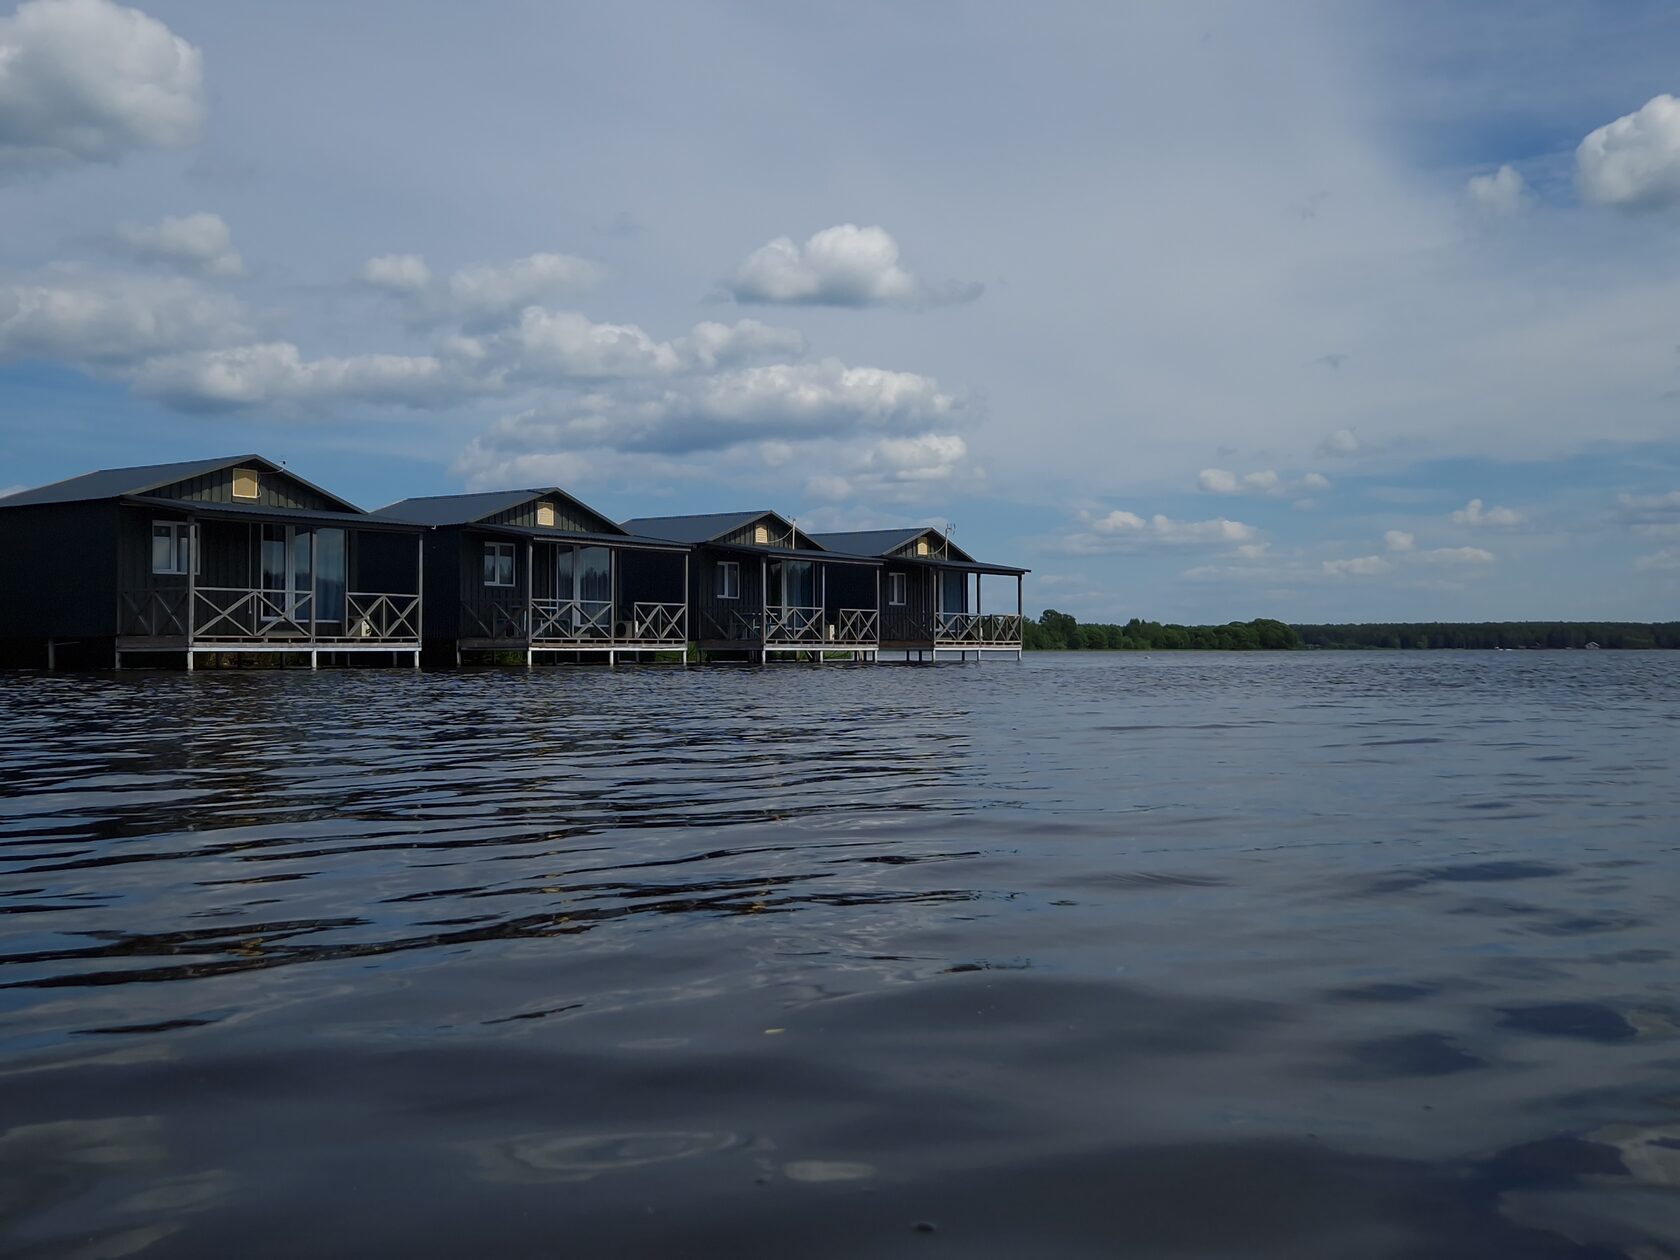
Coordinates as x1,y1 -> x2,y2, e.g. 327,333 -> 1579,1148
767,605 -> 824,643
935,612 -> 1024,646
120,587 -> 420,643
832,607 -> 880,643
194,587 -> 315,640
628,602 -> 686,643
530,598 -> 613,642
346,593 -> 420,641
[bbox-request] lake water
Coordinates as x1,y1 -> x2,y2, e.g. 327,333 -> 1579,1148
1,652 -> 1677,1258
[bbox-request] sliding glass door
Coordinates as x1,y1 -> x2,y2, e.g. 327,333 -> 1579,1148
259,525 -> 345,622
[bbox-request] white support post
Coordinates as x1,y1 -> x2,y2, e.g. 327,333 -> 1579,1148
415,531 -> 425,661
526,538 -> 534,667
310,649 -> 318,670
45,640 -> 55,671
185,650 -> 195,672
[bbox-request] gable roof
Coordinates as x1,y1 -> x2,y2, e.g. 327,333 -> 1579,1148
372,487 -> 628,533
812,527 -> 976,563
620,509 -> 807,546
0,454 -> 362,513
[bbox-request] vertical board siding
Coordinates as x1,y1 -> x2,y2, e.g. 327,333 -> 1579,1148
151,466 -> 340,511
485,496 -> 618,534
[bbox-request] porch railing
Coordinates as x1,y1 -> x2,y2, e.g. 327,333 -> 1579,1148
627,602 -> 686,643
767,605 -> 824,643
530,598 -> 613,642
118,587 -> 421,643
935,612 -> 1025,646
831,607 -> 880,643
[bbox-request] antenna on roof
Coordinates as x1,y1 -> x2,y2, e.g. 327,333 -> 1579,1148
945,521 -> 955,537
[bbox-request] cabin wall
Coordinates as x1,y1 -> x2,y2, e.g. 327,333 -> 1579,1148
692,547 -> 764,640
881,563 -> 934,643
154,465 -> 339,511
716,516 -> 822,551
0,502 -> 119,642
486,498 -> 614,533
457,528 -> 527,639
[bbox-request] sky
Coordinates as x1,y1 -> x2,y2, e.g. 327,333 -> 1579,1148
2,0 -> 1679,623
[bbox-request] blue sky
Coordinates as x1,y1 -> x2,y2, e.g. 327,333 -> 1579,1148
2,0 -> 1678,622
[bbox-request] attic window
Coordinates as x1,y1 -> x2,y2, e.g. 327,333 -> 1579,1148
754,524 -> 770,545
536,501 -> 556,528
916,538 -> 929,556
232,467 -> 260,500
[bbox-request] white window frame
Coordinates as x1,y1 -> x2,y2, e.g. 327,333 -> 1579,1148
484,541 -> 516,587
887,572 -> 907,606
151,520 -> 200,576
716,560 -> 740,600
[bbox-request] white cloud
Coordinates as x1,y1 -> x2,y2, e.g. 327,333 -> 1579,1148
132,341 -> 461,411
492,307 -> 686,379
726,224 -> 980,308
359,253 -> 431,295
1418,545 -> 1495,564
115,211 -> 243,278
0,0 -> 203,174
1060,508 -> 1259,554
1317,428 -> 1361,457
802,434 -> 973,504
1617,489 -> 1680,524
675,319 -> 806,371
1322,555 -> 1390,577
1198,467 -> 1327,497
1384,529 -> 1415,552
1577,94 -> 1680,209
1635,547 -> 1680,572
445,253 -> 605,326
0,270 -> 244,365
360,251 -> 605,327
1451,497 -> 1524,527
1466,164 -> 1527,216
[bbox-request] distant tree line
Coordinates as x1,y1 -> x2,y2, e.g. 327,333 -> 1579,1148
1025,611 -> 1300,651
1292,622 -> 1680,650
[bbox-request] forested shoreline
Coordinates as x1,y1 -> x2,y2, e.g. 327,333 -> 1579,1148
1024,611 -> 1680,651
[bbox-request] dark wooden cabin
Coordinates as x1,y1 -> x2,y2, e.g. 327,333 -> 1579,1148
0,454 -> 424,669
620,510 -> 882,661
810,527 -> 1028,660
372,487 -> 690,664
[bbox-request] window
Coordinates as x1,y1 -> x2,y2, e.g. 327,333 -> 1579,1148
888,572 -> 907,606
232,467 -> 260,500
915,538 -> 929,556
536,501 -> 556,527
484,541 -> 516,587
151,521 -> 198,576
753,524 -> 769,545
716,560 -> 740,600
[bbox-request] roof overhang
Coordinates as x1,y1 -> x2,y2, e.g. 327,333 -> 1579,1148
124,496 -> 421,532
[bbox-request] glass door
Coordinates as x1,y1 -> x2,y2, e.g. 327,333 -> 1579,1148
259,525 -> 326,623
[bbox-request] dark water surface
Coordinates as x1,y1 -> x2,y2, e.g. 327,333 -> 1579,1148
2,652 -> 1677,1258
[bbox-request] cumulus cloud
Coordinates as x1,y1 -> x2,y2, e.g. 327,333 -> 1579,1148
131,341 -> 461,412
1322,555 -> 1390,577
1059,508 -> 1259,554
359,253 -> 431,295
1451,497 -> 1523,527
0,0 -> 203,174
1317,427 -> 1361,457
114,211 -> 243,278
1418,545 -> 1495,564
1577,94 -> 1680,210
1384,529 -> 1415,552
1466,164 -> 1527,216
0,270 -> 244,366
726,224 -> 981,308
459,356 -> 962,472
805,434 -> 974,504
1198,467 -> 1328,497
360,251 -> 605,327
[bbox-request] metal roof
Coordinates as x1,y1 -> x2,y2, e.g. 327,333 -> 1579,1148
124,496 -> 421,531
619,510 -> 780,545
809,528 -> 928,556
706,541 -> 880,564
474,522 -> 689,551
0,454 -> 364,514
1,455 -> 257,508
371,487 -> 628,533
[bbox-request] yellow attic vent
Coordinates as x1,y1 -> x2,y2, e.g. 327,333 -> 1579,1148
232,467 -> 260,500
916,538 -> 929,556
754,524 -> 770,544
536,501 -> 556,527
